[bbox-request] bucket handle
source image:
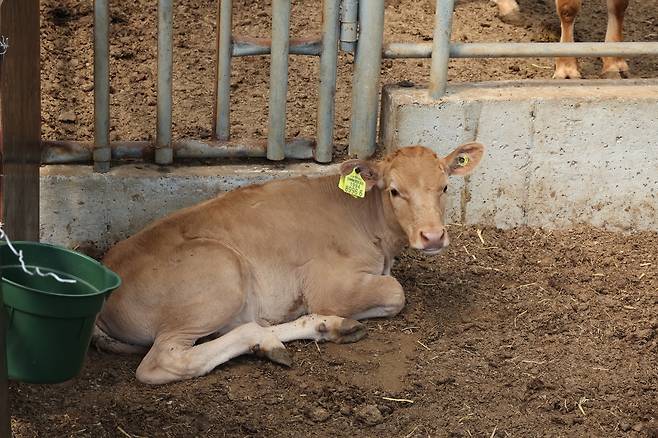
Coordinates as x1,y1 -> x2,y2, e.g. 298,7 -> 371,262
0,224 -> 77,284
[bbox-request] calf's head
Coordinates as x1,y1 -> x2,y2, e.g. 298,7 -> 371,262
340,143 -> 484,254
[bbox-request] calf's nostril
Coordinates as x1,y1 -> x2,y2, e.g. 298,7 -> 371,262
420,230 -> 444,244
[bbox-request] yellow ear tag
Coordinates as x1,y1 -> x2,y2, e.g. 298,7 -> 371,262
457,154 -> 470,167
338,168 -> 367,198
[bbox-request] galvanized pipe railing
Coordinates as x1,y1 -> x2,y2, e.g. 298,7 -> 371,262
384,41 -> 658,59
429,0 -> 455,99
156,0 -> 173,165
316,0 -> 341,163
348,0 -> 385,159
213,0 -> 232,141
42,139 -> 315,163
93,0 -> 110,173
232,37 -> 322,57
75,0 -> 658,171
266,0 -> 291,161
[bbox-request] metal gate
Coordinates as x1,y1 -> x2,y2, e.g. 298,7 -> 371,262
42,0 -> 658,172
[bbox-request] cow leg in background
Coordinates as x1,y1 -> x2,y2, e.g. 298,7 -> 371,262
554,0 -> 582,79
494,0 -> 522,25
601,0 -> 630,78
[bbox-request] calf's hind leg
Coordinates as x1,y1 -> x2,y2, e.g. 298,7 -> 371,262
133,241 -> 292,384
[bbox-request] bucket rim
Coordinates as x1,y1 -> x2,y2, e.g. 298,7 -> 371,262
0,240 -> 121,297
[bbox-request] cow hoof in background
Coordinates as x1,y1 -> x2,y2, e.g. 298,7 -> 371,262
602,58 -> 630,79
553,57 -> 582,79
499,8 -> 522,25
492,0 -> 522,25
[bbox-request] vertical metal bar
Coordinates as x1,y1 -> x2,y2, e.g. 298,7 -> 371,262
267,0 -> 291,161
429,0 -> 455,99
93,0 -> 110,173
213,0 -> 232,141
348,0 -> 384,158
316,0 -> 340,163
156,0 -> 173,165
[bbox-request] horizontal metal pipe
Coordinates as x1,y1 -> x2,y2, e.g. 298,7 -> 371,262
41,139 -> 315,164
232,36 -> 321,57
383,41 -> 658,59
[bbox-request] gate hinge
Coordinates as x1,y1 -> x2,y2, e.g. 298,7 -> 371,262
339,0 -> 358,52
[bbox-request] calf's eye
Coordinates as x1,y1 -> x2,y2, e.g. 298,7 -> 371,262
390,188 -> 400,197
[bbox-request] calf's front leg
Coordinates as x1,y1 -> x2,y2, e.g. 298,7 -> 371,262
308,273 -> 406,321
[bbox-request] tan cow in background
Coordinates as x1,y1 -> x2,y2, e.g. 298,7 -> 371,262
93,144 -> 485,384
494,0 -> 630,79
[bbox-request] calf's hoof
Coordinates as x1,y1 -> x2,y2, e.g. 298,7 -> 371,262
265,347 -> 293,367
333,319 -> 368,344
252,342 -> 293,367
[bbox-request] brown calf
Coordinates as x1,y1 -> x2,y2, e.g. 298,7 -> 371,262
93,144 -> 485,384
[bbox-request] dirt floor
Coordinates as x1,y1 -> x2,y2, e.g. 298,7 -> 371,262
9,226 -> 658,437
14,1 -> 658,437
40,0 -> 658,154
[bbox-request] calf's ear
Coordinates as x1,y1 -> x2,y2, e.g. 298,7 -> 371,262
445,142 -> 485,176
339,159 -> 381,191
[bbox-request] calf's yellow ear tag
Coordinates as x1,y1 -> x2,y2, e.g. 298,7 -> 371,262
457,154 -> 470,167
338,168 -> 367,198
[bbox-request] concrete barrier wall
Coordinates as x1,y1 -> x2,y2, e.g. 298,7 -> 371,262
40,163 -> 337,252
380,80 -> 658,232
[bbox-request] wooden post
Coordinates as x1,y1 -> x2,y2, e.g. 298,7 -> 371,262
0,0 -> 41,240
0,0 -> 41,435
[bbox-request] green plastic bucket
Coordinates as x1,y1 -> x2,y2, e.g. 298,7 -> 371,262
1,241 -> 121,383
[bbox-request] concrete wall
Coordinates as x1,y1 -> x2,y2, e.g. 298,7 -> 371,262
40,163 -> 337,252
380,79 -> 658,231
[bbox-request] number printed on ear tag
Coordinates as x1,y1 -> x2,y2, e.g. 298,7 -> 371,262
338,168 -> 366,198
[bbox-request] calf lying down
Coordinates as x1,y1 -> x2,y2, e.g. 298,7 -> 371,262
94,144 -> 485,384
